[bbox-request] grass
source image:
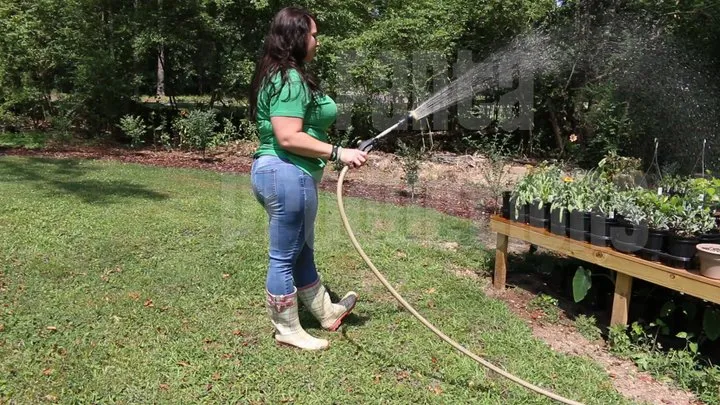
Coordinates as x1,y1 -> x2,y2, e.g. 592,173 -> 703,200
0,156 -> 632,404
0,132 -> 52,149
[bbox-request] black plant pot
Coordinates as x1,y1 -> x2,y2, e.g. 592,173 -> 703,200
501,191 -> 512,219
528,200 -> 551,229
509,199 -> 530,223
662,233 -> 699,270
699,231 -> 720,244
611,221 -> 648,254
590,214 -> 616,247
639,228 -> 666,262
550,207 -> 569,236
568,210 -> 591,242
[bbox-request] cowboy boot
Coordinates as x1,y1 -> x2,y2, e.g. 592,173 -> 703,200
297,280 -> 358,331
266,287 -> 328,350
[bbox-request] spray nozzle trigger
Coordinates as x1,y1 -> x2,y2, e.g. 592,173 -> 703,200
358,138 -> 376,153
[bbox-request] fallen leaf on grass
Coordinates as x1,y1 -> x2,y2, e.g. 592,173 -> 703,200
221,353 -> 233,360
280,398 -> 294,403
429,384 -> 443,395
396,370 -> 410,381
0,324 -> 4,332
159,383 -> 169,391
425,288 -> 436,294
222,273 -> 231,279
46,326 -> 57,331
205,383 -> 213,391
373,374 -> 382,383
44,394 -> 58,402
144,299 -> 154,307
427,300 -> 436,308
177,361 -> 190,367
431,357 -> 438,364
127,292 -> 140,301
212,372 -> 221,381
395,250 -> 407,258
42,368 -> 54,376
232,329 -> 244,336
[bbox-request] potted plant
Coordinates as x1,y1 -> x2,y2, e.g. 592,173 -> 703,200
562,172 -> 594,241
549,175 -> 574,236
527,164 -> 562,229
511,163 -> 561,227
501,191 -> 512,219
611,189 -> 647,253
634,191 -> 670,261
587,175 -> 620,247
664,201 -> 716,269
510,176 -> 532,223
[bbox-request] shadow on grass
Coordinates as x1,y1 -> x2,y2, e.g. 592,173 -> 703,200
297,284 -> 372,330
0,157 -> 169,204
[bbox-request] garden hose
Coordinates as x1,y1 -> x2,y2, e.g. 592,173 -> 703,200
335,165 -> 584,405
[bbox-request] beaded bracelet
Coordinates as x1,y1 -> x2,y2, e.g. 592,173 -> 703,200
330,145 -> 339,161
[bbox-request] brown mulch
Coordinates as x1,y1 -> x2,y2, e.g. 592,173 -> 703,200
2,144 -> 491,221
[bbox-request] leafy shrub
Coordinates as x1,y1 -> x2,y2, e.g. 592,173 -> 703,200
118,115 -> 147,149
574,314 -> 602,341
608,322 -> 720,404
175,110 -> 217,156
397,140 -> 425,201
238,118 -> 259,141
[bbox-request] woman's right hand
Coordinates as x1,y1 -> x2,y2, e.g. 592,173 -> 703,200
340,148 -> 368,169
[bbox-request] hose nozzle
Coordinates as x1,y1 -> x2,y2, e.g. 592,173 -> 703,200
358,113 -> 414,153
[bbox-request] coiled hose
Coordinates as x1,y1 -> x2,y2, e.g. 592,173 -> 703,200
335,165 -> 584,405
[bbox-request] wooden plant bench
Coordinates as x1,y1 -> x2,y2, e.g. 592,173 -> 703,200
489,215 -> 720,326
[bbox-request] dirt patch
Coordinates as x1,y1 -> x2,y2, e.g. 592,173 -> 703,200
1,141 -> 701,404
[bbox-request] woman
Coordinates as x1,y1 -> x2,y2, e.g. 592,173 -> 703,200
248,7 -> 368,350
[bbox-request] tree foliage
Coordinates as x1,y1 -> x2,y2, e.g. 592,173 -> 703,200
0,0 -> 718,170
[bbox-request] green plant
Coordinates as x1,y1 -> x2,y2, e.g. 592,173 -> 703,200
597,150 -> 642,189
613,189 -> 645,224
512,162 -> 563,216
635,190 -> 671,230
175,109 -> 218,157
586,173 -> 620,215
574,314 -> 602,341
118,114 -> 147,149
476,133 -> 515,214
528,293 -> 561,323
551,170 -> 594,220
238,118 -> 259,141
665,200 -> 716,237
572,267 -> 593,303
397,140 -> 425,201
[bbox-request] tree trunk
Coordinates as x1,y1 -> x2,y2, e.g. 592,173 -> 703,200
156,45 -> 165,98
549,109 -> 565,156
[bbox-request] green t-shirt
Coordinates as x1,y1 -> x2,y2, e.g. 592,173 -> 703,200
253,69 -> 337,182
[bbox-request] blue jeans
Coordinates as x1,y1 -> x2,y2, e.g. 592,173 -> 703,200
251,155 -> 320,296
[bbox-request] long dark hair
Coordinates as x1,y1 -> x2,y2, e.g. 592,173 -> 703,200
248,7 -> 320,119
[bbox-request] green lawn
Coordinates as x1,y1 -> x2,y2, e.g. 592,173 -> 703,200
0,156 -> 631,404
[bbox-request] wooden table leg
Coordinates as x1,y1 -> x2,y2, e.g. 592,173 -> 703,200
611,273 -> 633,326
493,233 -> 509,290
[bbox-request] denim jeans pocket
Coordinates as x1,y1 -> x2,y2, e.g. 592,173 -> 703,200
251,169 -> 278,206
